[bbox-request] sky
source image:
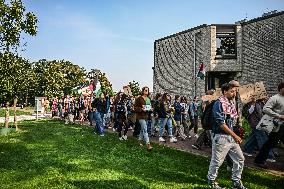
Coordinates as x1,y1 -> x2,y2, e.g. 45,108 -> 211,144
20,0 -> 284,91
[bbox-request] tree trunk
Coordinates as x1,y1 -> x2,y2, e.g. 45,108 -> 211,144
5,105 -> 9,128
13,97 -> 18,131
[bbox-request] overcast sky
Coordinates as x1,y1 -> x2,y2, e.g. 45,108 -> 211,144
21,0 -> 284,91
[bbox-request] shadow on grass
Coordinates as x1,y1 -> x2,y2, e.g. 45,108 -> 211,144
0,142 -> 31,169
0,120 -> 283,189
69,179 -> 149,189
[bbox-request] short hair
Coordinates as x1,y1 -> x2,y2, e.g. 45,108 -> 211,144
278,82 -> 284,92
229,80 -> 240,87
154,93 -> 162,100
175,95 -> 180,101
221,83 -> 235,94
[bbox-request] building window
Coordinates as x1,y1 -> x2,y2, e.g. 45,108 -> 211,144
215,25 -> 236,59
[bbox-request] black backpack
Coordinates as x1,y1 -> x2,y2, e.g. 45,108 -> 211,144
201,100 -> 217,130
115,101 -> 126,113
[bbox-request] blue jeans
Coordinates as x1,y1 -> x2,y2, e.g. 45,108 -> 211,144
243,128 -> 274,159
138,119 -> 150,144
89,111 -> 104,135
99,112 -> 105,128
159,118 -> 173,137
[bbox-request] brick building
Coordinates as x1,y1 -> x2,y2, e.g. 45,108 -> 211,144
153,11 -> 284,98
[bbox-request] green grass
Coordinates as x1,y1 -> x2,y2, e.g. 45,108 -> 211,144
0,108 -> 31,117
0,120 -> 283,189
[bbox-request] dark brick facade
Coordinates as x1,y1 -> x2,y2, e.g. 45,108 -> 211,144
240,13 -> 284,95
153,11 -> 284,98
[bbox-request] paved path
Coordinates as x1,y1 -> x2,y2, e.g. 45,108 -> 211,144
107,127 -> 284,177
0,114 -> 51,123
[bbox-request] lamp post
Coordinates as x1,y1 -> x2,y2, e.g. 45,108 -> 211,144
193,31 -> 201,98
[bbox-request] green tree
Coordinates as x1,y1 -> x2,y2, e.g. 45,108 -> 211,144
0,0 -> 38,129
0,52 -> 35,129
99,72 -> 114,96
0,0 -> 37,52
128,80 -> 140,97
33,59 -> 87,98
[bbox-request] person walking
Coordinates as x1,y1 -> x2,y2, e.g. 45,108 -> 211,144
189,96 -> 200,138
207,83 -> 246,189
134,86 -> 153,151
254,82 -> 284,168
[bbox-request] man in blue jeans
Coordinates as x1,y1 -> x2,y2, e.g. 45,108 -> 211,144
89,96 -> 105,136
207,83 -> 246,189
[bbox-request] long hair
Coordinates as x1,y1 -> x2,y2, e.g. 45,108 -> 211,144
140,86 -> 150,97
160,93 -> 169,104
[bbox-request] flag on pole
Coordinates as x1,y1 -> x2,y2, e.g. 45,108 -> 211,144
197,63 -> 205,80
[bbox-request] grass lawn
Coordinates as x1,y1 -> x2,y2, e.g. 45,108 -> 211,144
0,108 -> 31,117
0,120 -> 283,189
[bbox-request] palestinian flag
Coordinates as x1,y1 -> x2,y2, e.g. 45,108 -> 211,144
197,63 -> 205,80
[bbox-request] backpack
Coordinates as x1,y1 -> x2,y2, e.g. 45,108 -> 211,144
126,99 -> 133,111
115,101 -> 126,113
201,100 -> 216,130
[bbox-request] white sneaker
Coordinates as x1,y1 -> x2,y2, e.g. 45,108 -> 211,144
119,137 -> 123,141
170,137 -> 177,143
122,135 -> 127,140
243,152 -> 253,157
194,134 -> 199,138
159,137 -> 166,142
266,158 -> 276,163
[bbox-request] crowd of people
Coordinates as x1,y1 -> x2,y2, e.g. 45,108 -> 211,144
41,81 -> 284,189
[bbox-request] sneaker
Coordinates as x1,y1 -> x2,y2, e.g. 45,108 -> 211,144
170,137 -> 177,143
232,180 -> 247,189
192,144 -> 200,150
159,137 -> 166,142
147,143 -> 153,151
112,128 -> 116,132
208,180 -> 224,189
122,135 -> 128,140
100,134 -> 105,137
243,152 -> 253,157
187,135 -> 192,139
194,134 -> 199,138
266,158 -> 276,163
119,137 -> 123,141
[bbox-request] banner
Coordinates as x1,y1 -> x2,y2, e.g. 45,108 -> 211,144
201,81 -> 267,104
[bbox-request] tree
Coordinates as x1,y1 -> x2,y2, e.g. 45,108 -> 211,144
0,0 -> 38,129
0,0 -> 37,52
99,72 -> 114,96
128,80 -> 140,97
33,59 -> 87,98
0,52 -> 35,129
